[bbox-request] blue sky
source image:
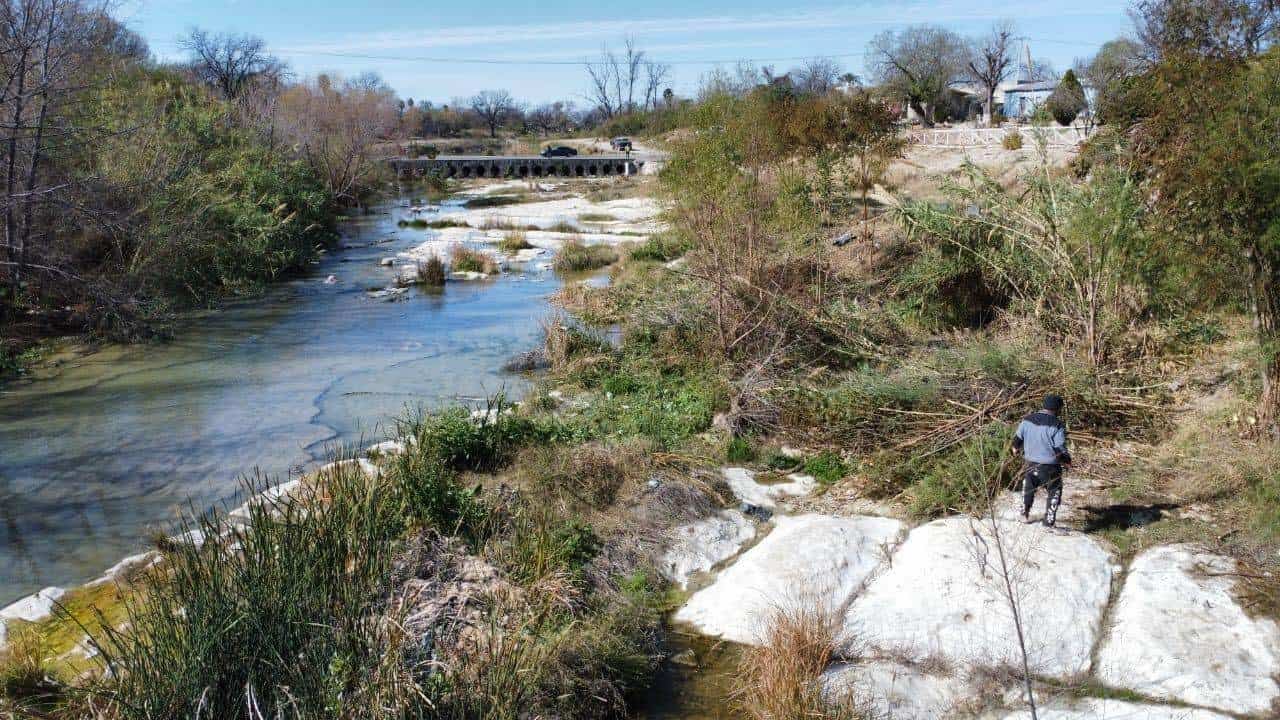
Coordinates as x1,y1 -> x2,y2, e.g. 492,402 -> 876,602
118,0 -> 1133,105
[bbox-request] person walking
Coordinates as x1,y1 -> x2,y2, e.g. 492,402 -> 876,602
1011,394 -> 1072,527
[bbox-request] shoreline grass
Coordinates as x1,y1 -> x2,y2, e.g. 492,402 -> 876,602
553,239 -> 618,273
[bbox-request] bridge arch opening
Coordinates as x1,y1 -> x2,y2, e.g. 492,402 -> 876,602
460,166 -> 472,179
602,164 -> 613,176
489,166 -> 500,179
533,165 -> 544,177
575,165 -> 585,177
588,165 -> 598,176
518,165 -> 529,178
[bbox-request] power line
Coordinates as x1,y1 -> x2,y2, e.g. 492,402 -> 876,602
150,36 -> 1107,68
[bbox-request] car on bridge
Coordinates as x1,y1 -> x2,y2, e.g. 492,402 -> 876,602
610,137 -> 633,152
540,145 -> 578,157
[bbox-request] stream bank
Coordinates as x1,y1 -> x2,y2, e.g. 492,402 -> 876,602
0,179 -> 662,602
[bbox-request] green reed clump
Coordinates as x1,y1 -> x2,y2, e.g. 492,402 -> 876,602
554,239 -> 618,273
89,463 -> 409,719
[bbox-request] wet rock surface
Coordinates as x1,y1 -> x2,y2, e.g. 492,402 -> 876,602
659,510 -> 756,589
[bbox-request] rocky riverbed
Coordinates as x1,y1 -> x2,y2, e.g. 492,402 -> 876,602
657,467 -> 1280,719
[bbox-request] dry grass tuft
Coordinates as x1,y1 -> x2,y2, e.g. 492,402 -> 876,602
451,246 -> 500,275
498,230 -> 533,254
734,603 -> 867,720
416,256 -> 446,286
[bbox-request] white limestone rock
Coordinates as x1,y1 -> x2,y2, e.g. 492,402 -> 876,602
365,439 -> 408,457
380,257 -> 396,266
451,270 -> 489,281
721,467 -> 817,510
842,517 -> 1113,679
94,551 -> 162,583
1095,544 -> 1280,716
660,510 -> 756,589
1,586 -> 66,624
674,513 -> 904,645
822,660 -> 977,720
994,698 -> 1235,720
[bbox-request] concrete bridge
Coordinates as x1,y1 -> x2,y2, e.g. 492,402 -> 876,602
388,154 -> 646,180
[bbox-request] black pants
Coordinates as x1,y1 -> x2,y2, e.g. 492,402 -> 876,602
1022,463 -> 1063,527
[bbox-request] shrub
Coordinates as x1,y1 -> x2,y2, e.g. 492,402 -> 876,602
735,605 -> 864,720
406,399 -> 538,473
628,233 -> 691,262
542,317 -> 612,367
546,220 -> 581,234
1047,69 -> 1088,126
1002,131 -> 1024,150
906,422 -> 1011,518
415,256 -> 446,286
554,239 -> 619,273
390,453 -> 490,547
803,451 -> 848,485
465,194 -> 527,209
726,435 -> 757,463
450,246 -> 499,275
398,217 -> 470,229
89,464 -> 409,719
577,212 -> 617,222
498,230 -> 534,254
491,512 -> 601,585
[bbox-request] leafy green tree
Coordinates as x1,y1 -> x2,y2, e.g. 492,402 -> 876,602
1047,69 -> 1087,126
826,92 -> 906,241
1131,45 -> 1280,428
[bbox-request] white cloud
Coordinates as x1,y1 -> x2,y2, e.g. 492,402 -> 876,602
281,1 -> 1122,56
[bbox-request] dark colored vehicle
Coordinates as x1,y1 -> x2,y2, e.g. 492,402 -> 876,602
610,137 -> 633,152
541,145 -> 578,157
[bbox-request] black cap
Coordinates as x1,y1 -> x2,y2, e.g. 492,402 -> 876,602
1043,394 -> 1064,411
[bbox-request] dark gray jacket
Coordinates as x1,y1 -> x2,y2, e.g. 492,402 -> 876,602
1013,411 -> 1071,466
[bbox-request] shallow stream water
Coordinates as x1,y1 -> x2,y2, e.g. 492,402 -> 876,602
0,197 -> 568,602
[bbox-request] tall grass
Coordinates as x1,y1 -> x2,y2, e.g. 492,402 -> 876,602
88,463 -> 410,719
734,604 -> 866,720
554,239 -> 619,273
498,230 -> 534,254
451,246 -> 500,275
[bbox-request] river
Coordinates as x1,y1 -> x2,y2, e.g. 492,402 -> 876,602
0,195 -> 577,603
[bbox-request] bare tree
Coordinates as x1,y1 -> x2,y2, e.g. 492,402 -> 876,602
1073,38 -> 1143,125
585,37 -> 666,117
622,36 -> 644,112
528,101 -> 574,136
275,72 -> 399,204
643,59 -> 671,110
469,89 -> 515,138
1131,0 -> 1279,62
968,21 -> 1017,127
867,25 -> 967,127
790,56 -> 842,95
1,0 -> 104,290
180,28 -> 281,100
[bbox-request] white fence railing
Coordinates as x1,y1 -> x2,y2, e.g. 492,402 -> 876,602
908,125 -> 1093,148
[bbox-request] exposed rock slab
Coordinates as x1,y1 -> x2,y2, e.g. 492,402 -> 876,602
674,514 -> 904,645
722,467 -> 816,510
822,660 -> 979,719
0,586 -> 67,646
842,517 -> 1113,679
993,698 -> 1235,720
660,510 -> 756,589
1096,544 -> 1280,716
